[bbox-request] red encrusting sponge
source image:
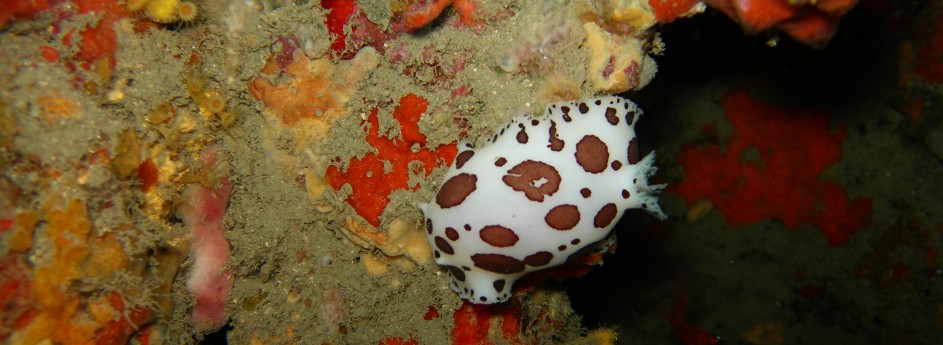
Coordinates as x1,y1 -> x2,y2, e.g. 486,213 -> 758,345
673,88 -> 871,247
325,94 -> 458,227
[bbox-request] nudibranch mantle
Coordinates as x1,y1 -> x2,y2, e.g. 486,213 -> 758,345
420,96 -> 665,304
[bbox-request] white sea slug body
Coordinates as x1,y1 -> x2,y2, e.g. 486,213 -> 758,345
420,96 -> 666,304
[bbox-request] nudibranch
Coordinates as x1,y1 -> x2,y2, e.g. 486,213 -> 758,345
420,96 -> 666,304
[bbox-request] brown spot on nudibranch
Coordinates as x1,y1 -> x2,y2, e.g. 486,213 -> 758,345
479,225 -> 520,247
472,254 -> 525,274
502,160 -> 561,202
524,251 -> 553,266
425,218 -> 433,234
575,135 -> 610,173
445,227 -> 460,241
580,188 -> 591,198
445,265 -> 466,281
627,137 -> 639,164
545,204 -> 581,230
516,123 -> 528,143
435,236 -> 455,255
493,279 -> 506,292
548,121 -> 564,152
578,102 -> 589,114
593,203 -> 618,228
605,107 -> 619,125
495,157 -> 507,167
436,173 -> 477,208
455,151 -> 474,169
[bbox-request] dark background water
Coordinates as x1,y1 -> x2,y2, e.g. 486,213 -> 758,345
569,2 -> 943,344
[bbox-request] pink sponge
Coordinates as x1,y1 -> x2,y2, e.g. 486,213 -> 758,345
177,151 -> 234,333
